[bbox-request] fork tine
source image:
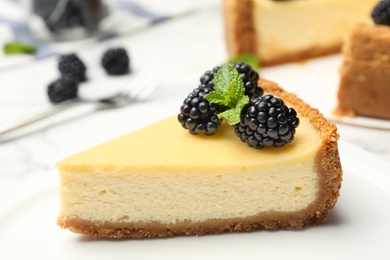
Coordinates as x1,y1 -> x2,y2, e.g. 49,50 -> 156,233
120,63 -> 153,93
125,63 -> 163,101
133,67 -> 163,101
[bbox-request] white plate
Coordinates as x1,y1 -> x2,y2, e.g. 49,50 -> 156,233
326,114 -> 390,130
0,141 -> 390,260
261,55 -> 390,130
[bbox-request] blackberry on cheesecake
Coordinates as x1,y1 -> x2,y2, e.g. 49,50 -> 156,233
178,62 -> 262,135
234,94 -> 300,149
178,85 -> 224,135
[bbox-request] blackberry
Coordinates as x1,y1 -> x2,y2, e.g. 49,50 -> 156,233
371,0 -> 390,25
102,48 -> 130,75
178,84 -> 224,135
178,62 -> 263,135
47,76 -> 78,104
231,62 -> 263,98
58,53 -> 86,82
234,94 -> 299,149
200,63 -> 263,99
178,66 -> 221,135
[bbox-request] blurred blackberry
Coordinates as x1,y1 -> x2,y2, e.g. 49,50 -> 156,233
47,76 -> 79,104
234,94 -> 300,149
101,48 -> 130,75
58,53 -> 86,82
371,0 -> 390,25
178,84 -> 224,135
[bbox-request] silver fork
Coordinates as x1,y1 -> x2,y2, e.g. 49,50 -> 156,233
0,64 -> 162,137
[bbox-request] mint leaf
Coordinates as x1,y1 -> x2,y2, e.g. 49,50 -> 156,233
228,54 -> 260,71
204,89 -> 227,106
236,94 -> 250,113
218,95 -> 249,125
205,63 -> 250,125
218,108 -> 240,125
3,42 -> 37,55
212,63 -> 238,93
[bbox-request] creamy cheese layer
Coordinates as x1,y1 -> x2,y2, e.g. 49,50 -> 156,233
58,115 -> 322,224
253,0 -> 377,62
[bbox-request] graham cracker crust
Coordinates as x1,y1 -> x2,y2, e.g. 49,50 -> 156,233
57,207 -> 328,239
222,0 -> 257,61
57,79 -> 342,239
336,23 -> 390,120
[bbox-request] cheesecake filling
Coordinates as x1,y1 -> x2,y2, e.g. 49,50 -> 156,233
252,0 -> 377,63
58,115 -> 322,225
59,162 -> 318,224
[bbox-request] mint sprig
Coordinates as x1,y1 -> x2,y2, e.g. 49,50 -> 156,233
228,53 -> 260,71
3,41 -> 37,55
205,63 -> 249,125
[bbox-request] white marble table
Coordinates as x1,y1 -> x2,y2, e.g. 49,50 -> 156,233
1,0 -> 389,195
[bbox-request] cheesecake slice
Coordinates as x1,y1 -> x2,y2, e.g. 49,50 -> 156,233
57,78 -> 342,238
223,0 -> 378,66
336,23 -> 390,120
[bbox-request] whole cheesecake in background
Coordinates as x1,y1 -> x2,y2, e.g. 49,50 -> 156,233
336,1 -> 390,120
56,78 -> 342,238
222,0 -> 378,66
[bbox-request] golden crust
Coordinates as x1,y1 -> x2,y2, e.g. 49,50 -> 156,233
222,0 -> 257,58
57,207 -> 330,239
57,79 -> 342,239
260,78 -> 342,229
336,23 -> 390,119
